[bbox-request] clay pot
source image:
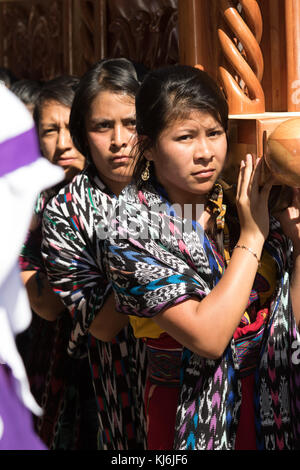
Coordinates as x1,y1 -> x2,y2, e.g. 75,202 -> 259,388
265,117 -> 300,187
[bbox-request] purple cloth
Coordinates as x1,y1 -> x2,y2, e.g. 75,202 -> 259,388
0,128 -> 39,178
0,365 -> 46,450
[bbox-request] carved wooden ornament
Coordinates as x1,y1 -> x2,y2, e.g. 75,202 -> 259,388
218,0 -> 265,114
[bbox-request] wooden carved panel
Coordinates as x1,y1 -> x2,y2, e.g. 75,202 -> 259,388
0,0 -> 72,81
72,0 -> 179,76
106,0 -> 179,70
72,0 -> 107,75
0,0 -> 179,80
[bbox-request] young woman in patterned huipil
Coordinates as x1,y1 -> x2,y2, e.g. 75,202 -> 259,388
41,59 -> 148,450
100,65 -> 300,450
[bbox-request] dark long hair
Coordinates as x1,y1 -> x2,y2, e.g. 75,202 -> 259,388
69,58 -> 141,161
133,65 -> 228,187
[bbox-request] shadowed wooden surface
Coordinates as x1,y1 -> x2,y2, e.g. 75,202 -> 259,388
0,0 -> 179,80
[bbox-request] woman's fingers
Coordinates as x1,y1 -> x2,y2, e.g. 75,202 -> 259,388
236,159 -> 245,201
236,154 -> 273,241
250,156 -> 262,193
237,153 -> 274,208
237,154 -> 254,201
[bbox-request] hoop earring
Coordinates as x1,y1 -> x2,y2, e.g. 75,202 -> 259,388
141,160 -> 150,181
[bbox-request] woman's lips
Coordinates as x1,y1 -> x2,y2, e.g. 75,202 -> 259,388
56,157 -> 77,166
111,155 -> 132,163
192,169 -> 216,178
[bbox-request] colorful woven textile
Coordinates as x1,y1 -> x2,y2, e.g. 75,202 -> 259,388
18,186 -> 99,449
42,164 -> 147,449
145,334 -> 182,387
104,177 -> 300,450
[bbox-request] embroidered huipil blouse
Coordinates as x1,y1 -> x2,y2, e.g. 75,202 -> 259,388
41,165 -> 147,450
104,178 -> 300,450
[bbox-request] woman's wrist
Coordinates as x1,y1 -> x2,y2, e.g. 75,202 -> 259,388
234,244 -> 261,267
237,234 -> 264,260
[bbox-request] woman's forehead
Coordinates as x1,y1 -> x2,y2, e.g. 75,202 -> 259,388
87,90 -> 135,117
164,109 -> 222,131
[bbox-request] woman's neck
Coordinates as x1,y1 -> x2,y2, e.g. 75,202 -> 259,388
97,173 -> 130,197
108,181 -> 128,197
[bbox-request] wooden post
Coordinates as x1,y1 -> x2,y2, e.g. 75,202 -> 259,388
259,0 -> 287,112
178,0 -> 220,80
285,0 -> 300,111
178,0 -> 203,67
63,0 -> 73,75
73,0 -> 107,76
94,0 -> 107,60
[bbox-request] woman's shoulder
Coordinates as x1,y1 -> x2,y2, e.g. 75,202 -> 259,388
119,182 -> 140,205
51,171 -> 91,200
45,170 -> 112,211
118,181 -> 166,210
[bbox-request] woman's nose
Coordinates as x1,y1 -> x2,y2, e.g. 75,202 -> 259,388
194,137 -> 214,161
57,127 -> 72,149
111,125 -> 127,148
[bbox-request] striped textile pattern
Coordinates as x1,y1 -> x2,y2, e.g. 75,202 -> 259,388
104,178 -> 300,450
42,165 -> 147,449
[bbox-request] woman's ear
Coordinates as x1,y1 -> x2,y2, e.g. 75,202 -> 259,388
138,134 -> 154,161
144,148 -> 154,161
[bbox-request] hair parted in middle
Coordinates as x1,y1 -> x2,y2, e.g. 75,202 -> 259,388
69,57 -> 142,161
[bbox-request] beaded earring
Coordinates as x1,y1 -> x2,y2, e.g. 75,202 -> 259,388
141,160 -> 150,181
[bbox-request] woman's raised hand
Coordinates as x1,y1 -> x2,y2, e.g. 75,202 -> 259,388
236,154 -> 274,246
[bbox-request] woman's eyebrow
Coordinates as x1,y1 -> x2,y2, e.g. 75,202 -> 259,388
89,118 -> 113,124
122,115 -> 136,122
89,114 -> 136,124
40,122 -> 59,128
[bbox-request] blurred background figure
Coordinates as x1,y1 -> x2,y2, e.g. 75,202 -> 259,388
19,75 -> 85,326
17,75 -> 92,450
10,79 -> 43,116
0,66 -> 18,88
34,75 -> 86,181
0,83 -> 63,450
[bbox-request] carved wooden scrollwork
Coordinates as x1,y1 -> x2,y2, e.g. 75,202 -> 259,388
218,0 -> 265,114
